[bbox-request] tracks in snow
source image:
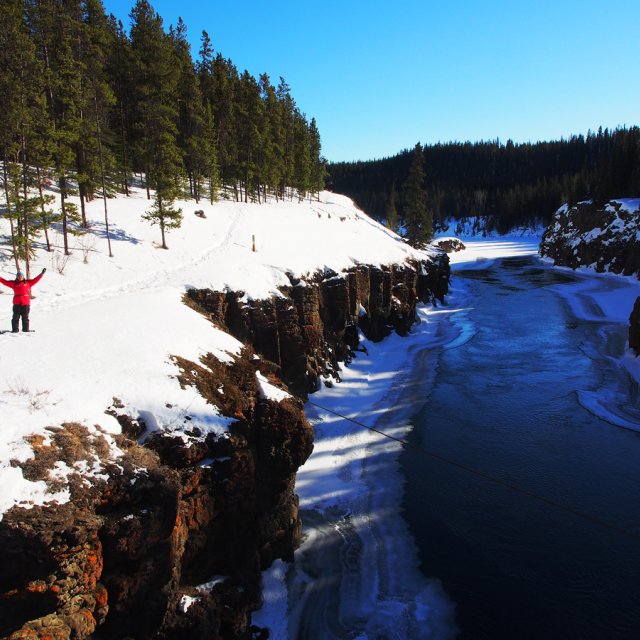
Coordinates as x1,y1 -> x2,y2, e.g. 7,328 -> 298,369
39,209 -> 243,317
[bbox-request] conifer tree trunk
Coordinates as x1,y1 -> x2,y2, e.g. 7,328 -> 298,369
21,136 -> 31,278
3,152 -> 20,271
93,85 -> 113,257
36,166 -> 51,252
78,184 -> 88,227
60,175 -> 70,255
158,196 -> 167,249
120,107 -> 129,196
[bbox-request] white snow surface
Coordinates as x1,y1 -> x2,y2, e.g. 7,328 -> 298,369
0,187 -> 435,520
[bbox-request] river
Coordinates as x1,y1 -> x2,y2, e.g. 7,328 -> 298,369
402,255 -> 640,639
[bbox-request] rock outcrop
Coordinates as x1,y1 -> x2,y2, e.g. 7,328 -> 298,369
1,350 -> 312,640
433,238 -> 466,253
186,255 -> 450,397
540,199 -> 640,278
630,297 -> 640,355
0,254 -> 449,640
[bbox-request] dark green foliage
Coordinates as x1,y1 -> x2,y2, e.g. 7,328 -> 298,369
329,128 -> 640,232
308,118 -> 326,201
402,143 -> 432,246
385,182 -> 398,231
0,0 -> 50,269
2,0 -> 325,254
142,192 -> 182,250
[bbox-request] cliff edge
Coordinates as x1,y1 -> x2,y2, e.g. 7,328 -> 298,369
0,189 -> 449,639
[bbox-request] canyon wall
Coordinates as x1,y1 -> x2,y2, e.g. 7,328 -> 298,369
0,253 -> 449,640
540,199 -> 640,355
540,200 -> 640,278
187,255 -> 450,397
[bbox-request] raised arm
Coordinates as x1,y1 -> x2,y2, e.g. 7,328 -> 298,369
28,269 -> 46,286
0,276 -> 14,288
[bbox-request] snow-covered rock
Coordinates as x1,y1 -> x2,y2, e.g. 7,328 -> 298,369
540,199 -> 640,278
433,237 -> 466,253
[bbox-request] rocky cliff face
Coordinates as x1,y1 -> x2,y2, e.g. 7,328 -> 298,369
0,254 -> 449,640
540,199 -> 640,353
630,298 -> 640,356
186,255 -> 450,397
540,199 -> 640,277
1,350 -> 312,640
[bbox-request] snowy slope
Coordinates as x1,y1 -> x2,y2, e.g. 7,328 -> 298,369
0,187 -> 436,519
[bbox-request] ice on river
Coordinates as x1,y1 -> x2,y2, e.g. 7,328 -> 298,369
254,236 -> 640,638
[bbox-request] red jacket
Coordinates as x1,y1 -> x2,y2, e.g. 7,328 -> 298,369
0,272 -> 44,306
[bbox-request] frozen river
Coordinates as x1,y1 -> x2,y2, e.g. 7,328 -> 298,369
403,255 -> 640,639
255,242 -> 640,639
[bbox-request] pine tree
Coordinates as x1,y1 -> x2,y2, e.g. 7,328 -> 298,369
130,0 -> 183,246
308,117 -> 326,200
196,30 -> 221,202
79,0 -> 118,256
2,0 -> 56,271
257,73 -> 281,201
202,102 -> 221,203
171,17 -> 207,202
293,113 -> 311,201
30,0 -> 84,256
276,77 -> 296,199
402,143 -> 432,246
211,54 -> 239,198
142,190 -> 183,250
105,16 -> 134,195
236,70 -> 263,202
386,182 -> 398,231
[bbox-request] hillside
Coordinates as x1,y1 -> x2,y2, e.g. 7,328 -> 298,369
0,186 -> 448,639
0,186 -> 443,518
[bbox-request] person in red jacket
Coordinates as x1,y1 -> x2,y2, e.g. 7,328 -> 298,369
0,268 -> 46,332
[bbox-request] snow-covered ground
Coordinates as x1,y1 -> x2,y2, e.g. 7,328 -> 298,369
3,190 -> 639,637
0,187 -> 434,520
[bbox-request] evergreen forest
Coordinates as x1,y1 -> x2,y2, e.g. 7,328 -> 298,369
0,0 -> 325,267
328,127 -> 640,233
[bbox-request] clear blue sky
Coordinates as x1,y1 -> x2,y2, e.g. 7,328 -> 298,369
105,0 -> 640,162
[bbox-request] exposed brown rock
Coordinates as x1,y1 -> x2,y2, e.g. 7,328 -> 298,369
433,238 -> 466,253
0,503 -> 106,640
630,297 -> 640,355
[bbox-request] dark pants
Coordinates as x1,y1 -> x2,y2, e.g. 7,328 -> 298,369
12,304 -> 30,332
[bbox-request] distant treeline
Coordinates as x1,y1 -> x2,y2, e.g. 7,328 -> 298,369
328,127 -> 640,232
1,0 -> 325,261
